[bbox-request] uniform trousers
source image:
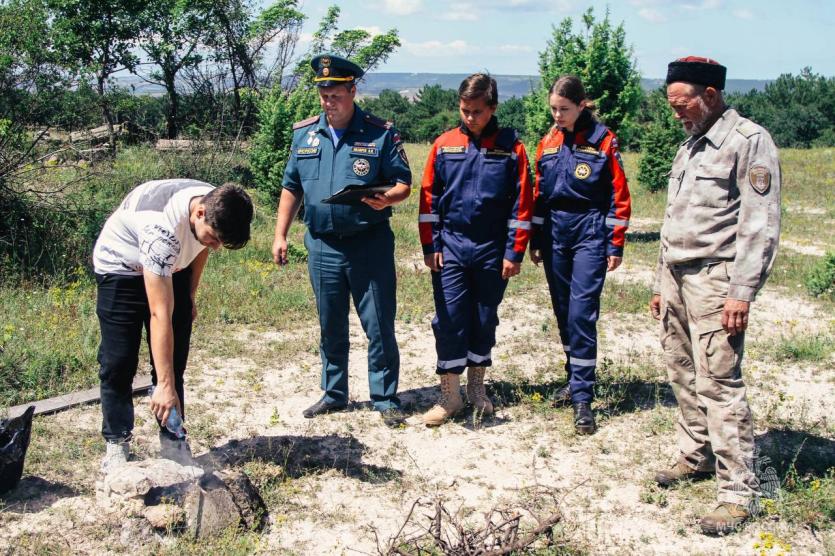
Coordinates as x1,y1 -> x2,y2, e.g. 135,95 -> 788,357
96,268 -> 192,442
541,210 -> 607,403
304,223 -> 400,411
431,231 -> 508,375
659,259 -> 760,505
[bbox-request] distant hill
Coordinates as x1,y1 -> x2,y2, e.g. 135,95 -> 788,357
114,72 -> 770,99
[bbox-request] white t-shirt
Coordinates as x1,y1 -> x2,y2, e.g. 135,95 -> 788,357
93,179 -> 214,277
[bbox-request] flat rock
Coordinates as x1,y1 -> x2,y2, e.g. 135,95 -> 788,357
99,459 -> 204,503
183,470 -> 268,539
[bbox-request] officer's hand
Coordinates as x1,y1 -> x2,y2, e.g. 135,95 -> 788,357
530,249 -> 542,266
424,253 -> 443,272
362,193 -> 392,211
722,298 -> 750,336
272,236 -> 289,266
502,259 -> 521,280
650,294 -> 662,320
150,383 -> 181,426
607,256 -> 623,272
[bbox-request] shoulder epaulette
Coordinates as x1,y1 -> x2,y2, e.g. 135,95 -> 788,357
364,113 -> 392,129
736,120 -> 761,139
293,115 -> 319,130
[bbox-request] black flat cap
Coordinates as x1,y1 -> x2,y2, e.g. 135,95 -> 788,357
666,56 -> 727,90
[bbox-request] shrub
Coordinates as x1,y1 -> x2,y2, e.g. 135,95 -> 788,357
803,251 -> 835,299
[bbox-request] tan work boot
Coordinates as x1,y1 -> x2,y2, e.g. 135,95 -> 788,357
466,366 -> 493,415
700,503 -> 751,535
423,373 -> 464,426
654,461 -> 713,487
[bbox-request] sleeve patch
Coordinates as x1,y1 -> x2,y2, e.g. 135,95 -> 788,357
749,165 -> 771,194
397,143 -> 409,166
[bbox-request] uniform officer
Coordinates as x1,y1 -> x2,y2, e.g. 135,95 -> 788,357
418,73 -> 533,426
529,75 -> 631,435
649,56 -> 781,535
272,54 -> 412,428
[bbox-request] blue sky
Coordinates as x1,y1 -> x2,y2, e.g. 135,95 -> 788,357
292,0 -> 835,79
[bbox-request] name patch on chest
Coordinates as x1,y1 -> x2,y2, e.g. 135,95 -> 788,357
542,146 -> 560,156
484,149 -> 511,157
351,145 -> 379,156
296,147 -> 319,156
441,146 -> 466,154
575,145 -> 601,155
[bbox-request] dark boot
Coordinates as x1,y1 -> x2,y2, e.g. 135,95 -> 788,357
303,396 -> 348,418
551,384 -> 571,407
573,402 -> 596,435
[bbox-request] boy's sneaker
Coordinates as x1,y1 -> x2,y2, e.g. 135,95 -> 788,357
100,440 -> 130,474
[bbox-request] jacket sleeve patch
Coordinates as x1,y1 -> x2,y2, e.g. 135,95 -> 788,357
748,165 -> 771,194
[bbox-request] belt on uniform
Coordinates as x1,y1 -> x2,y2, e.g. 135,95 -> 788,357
313,220 -> 388,241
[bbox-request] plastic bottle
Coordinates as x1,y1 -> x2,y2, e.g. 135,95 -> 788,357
149,386 -> 186,439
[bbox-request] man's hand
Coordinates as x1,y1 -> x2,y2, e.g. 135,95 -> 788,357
362,193 -> 393,211
502,259 -> 521,280
607,256 -> 623,272
530,248 -> 542,266
272,236 -> 289,266
650,293 -> 662,320
722,298 -> 750,336
424,252 -> 443,272
150,382 -> 181,425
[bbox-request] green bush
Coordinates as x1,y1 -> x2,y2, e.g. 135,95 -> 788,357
249,87 -> 295,203
803,251 -> 835,299
636,88 -> 685,193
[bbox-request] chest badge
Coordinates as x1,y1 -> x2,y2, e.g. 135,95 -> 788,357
306,131 -> 320,147
574,162 -> 592,180
352,158 -> 370,176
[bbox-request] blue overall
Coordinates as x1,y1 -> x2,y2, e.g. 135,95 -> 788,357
283,105 -> 412,411
535,116 -> 623,403
422,122 -> 532,374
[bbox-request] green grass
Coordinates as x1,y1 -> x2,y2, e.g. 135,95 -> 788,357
771,332 -> 835,363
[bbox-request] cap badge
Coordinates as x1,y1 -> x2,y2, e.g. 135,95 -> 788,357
322,67 -> 330,77
321,56 -> 331,68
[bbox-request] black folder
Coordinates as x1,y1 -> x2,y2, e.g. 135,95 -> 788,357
321,181 -> 396,205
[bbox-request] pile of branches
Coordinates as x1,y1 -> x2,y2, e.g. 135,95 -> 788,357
375,489 -> 563,556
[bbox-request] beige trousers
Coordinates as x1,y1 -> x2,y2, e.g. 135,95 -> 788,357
659,259 -> 760,505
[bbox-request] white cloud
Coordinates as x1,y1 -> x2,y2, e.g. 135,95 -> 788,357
438,2 -> 479,21
495,44 -> 535,54
681,0 -> 722,11
358,26 -> 384,37
638,8 -> 667,22
733,8 -> 753,19
381,0 -> 423,15
403,39 -> 475,57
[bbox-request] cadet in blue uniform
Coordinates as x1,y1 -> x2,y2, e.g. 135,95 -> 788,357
272,54 -> 412,427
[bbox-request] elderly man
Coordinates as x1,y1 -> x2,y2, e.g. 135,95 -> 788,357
272,54 -> 412,427
649,56 -> 781,535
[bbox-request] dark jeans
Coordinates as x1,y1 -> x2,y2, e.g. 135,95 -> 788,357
95,269 -> 193,442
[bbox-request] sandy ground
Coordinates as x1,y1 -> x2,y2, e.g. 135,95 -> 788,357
1,266 -> 833,555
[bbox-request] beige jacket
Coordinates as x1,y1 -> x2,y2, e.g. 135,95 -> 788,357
653,108 -> 781,302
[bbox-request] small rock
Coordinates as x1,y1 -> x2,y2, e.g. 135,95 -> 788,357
144,503 -> 185,530
120,517 -> 153,546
